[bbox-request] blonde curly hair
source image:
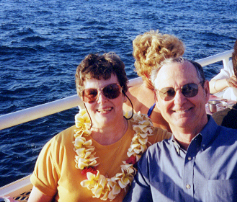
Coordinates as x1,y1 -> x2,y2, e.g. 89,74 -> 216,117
133,30 -> 185,80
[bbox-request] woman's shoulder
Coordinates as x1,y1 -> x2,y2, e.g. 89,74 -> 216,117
48,125 -> 76,149
127,83 -> 143,96
127,83 -> 156,110
38,125 -> 77,166
124,83 -> 145,112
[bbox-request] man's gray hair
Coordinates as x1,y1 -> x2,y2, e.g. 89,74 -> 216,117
151,57 -> 206,90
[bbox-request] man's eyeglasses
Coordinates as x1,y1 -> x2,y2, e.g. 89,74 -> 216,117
82,83 -> 122,103
157,82 -> 202,101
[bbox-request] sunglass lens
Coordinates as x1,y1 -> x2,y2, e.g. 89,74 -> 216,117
182,83 -> 198,97
103,84 -> 121,99
83,89 -> 98,103
159,88 -> 176,101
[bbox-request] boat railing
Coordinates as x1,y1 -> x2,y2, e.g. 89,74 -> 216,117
0,49 -> 233,131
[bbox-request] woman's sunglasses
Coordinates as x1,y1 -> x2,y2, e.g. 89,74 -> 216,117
157,83 -> 202,101
82,83 -> 122,103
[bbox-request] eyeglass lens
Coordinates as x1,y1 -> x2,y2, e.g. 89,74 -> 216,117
159,83 -> 199,101
82,83 -> 121,103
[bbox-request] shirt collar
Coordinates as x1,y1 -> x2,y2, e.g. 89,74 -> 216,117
198,115 -> 219,150
171,136 -> 181,155
171,115 -> 219,153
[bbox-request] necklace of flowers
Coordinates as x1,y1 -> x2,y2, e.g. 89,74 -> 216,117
73,109 -> 154,201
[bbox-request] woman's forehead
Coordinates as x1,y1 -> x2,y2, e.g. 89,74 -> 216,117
84,75 -> 119,88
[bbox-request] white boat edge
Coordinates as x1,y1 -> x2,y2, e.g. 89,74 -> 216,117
0,49 -> 234,199
0,49 -> 233,131
0,174 -> 32,198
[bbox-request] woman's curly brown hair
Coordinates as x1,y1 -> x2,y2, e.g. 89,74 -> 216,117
75,52 -> 128,97
133,30 -> 185,80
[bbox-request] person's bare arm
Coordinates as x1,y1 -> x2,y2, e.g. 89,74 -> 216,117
227,75 -> 237,88
209,76 -> 237,94
28,186 -> 53,202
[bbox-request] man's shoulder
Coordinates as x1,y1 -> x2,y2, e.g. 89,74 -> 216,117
211,125 -> 237,148
138,138 -> 173,170
147,137 -> 172,155
218,125 -> 237,136
205,116 -> 237,136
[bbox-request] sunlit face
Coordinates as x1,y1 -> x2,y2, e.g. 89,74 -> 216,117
154,61 -> 209,132
82,74 -> 126,129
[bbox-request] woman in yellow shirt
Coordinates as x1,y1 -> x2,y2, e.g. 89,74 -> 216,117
28,52 -> 171,202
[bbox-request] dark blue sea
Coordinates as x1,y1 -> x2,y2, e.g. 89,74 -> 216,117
0,0 -> 237,187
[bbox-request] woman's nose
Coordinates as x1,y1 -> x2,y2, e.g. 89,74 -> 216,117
97,91 -> 108,103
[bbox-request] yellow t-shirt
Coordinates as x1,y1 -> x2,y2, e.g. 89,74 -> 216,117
31,119 -> 171,202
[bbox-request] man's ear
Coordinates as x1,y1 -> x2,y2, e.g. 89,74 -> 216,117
154,91 -> 161,110
204,80 -> 210,104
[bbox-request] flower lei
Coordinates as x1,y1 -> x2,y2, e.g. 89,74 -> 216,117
73,109 -> 154,201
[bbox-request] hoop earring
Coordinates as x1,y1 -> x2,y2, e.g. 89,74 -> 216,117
123,90 -> 134,120
83,103 -> 93,130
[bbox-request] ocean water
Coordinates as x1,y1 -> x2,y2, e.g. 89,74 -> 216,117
0,0 -> 237,187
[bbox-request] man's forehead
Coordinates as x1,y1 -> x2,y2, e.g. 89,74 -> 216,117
155,61 -> 198,88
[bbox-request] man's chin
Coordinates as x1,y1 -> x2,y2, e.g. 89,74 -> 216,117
170,116 -> 192,127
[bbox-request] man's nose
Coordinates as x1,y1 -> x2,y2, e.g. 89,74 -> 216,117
173,89 -> 186,105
